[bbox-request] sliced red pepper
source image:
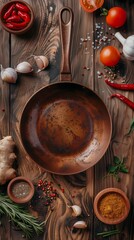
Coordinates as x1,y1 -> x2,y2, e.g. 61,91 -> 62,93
15,3 -> 30,12
18,11 -> 31,23
5,21 -> 28,30
111,93 -> 134,110
6,15 -> 22,23
105,79 -> 134,90
3,4 -> 15,19
11,10 -> 18,16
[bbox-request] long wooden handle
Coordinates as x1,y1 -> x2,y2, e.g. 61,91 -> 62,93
59,7 -> 73,81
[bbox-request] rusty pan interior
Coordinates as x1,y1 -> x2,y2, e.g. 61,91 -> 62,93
20,82 -> 112,175
20,7 -> 112,175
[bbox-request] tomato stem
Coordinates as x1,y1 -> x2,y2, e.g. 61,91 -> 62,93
100,8 -> 108,16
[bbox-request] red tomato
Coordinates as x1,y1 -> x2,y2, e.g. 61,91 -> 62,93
106,7 -> 127,28
80,0 -> 104,13
100,46 -> 120,66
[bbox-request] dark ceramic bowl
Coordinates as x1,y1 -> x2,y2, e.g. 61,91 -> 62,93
7,176 -> 35,204
0,0 -> 34,34
93,188 -> 130,225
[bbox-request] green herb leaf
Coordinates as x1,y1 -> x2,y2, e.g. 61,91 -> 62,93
108,165 -> 118,173
113,156 -> 121,165
100,8 -> 108,16
97,229 -> 121,238
107,156 -> 128,182
114,174 -> 120,182
0,194 -> 44,239
120,165 -> 128,173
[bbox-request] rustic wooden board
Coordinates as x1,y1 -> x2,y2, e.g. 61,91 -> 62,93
0,0 -> 134,239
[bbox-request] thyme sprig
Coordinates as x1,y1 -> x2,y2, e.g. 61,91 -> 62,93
107,156 -> 128,182
126,119 -> 134,135
97,229 -> 120,238
0,194 -> 44,239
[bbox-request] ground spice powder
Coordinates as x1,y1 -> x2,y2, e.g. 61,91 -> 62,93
99,193 -> 126,220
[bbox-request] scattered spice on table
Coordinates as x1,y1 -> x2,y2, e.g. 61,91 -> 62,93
79,22 -> 114,54
99,192 -> 126,220
110,93 -> 134,110
31,179 -> 67,208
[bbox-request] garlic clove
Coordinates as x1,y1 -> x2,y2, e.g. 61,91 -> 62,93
34,56 -> 45,70
15,61 -> 33,73
72,220 -> 87,229
69,205 -> 82,217
0,65 -> 17,83
32,55 -> 49,72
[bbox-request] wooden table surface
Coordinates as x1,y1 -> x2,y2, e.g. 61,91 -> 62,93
0,0 -> 134,239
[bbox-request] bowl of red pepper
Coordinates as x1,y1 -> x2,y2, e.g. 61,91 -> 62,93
0,0 -> 34,34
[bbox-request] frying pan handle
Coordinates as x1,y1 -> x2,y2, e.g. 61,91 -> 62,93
59,7 -> 73,81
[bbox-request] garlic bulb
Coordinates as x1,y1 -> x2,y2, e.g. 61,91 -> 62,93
0,65 -> 17,83
32,55 -> 49,72
115,32 -> 134,61
68,205 -> 82,217
15,61 -> 33,73
73,220 -> 87,229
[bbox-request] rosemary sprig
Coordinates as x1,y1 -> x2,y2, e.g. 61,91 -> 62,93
97,229 -> 120,238
0,194 -> 44,239
107,156 -> 128,182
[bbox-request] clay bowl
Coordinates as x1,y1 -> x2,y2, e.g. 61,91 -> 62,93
93,188 -> 130,225
0,0 -> 34,34
7,176 -> 35,204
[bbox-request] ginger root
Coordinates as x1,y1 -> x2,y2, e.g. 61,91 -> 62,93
0,136 -> 17,185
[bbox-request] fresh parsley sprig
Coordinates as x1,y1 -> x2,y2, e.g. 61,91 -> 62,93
107,156 -> 128,182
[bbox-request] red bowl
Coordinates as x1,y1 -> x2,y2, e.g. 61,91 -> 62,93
0,0 -> 34,34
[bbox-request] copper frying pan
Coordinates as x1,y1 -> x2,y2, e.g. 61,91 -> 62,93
20,7 -> 112,175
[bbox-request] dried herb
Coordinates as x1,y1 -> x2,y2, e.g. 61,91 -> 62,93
0,194 -> 44,239
107,156 -> 128,181
126,119 -> 134,135
97,229 -> 120,238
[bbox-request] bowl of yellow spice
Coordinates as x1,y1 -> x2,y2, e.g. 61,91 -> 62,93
93,188 -> 130,225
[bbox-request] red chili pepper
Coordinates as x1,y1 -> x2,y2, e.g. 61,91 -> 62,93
11,10 -> 17,16
15,3 -> 30,12
6,15 -> 22,23
18,11 -> 30,23
3,4 -> 15,19
105,79 -> 134,90
110,93 -> 134,110
5,21 -> 28,30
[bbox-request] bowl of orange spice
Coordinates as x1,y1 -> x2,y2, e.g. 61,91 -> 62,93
93,188 -> 130,225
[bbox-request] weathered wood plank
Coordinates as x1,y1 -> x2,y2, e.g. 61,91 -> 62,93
0,0 -> 134,239
8,0 -> 94,239
93,0 -> 134,239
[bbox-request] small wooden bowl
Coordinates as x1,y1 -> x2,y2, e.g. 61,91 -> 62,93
0,0 -> 34,34
93,188 -> 130,225
7,176 -> 35,204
